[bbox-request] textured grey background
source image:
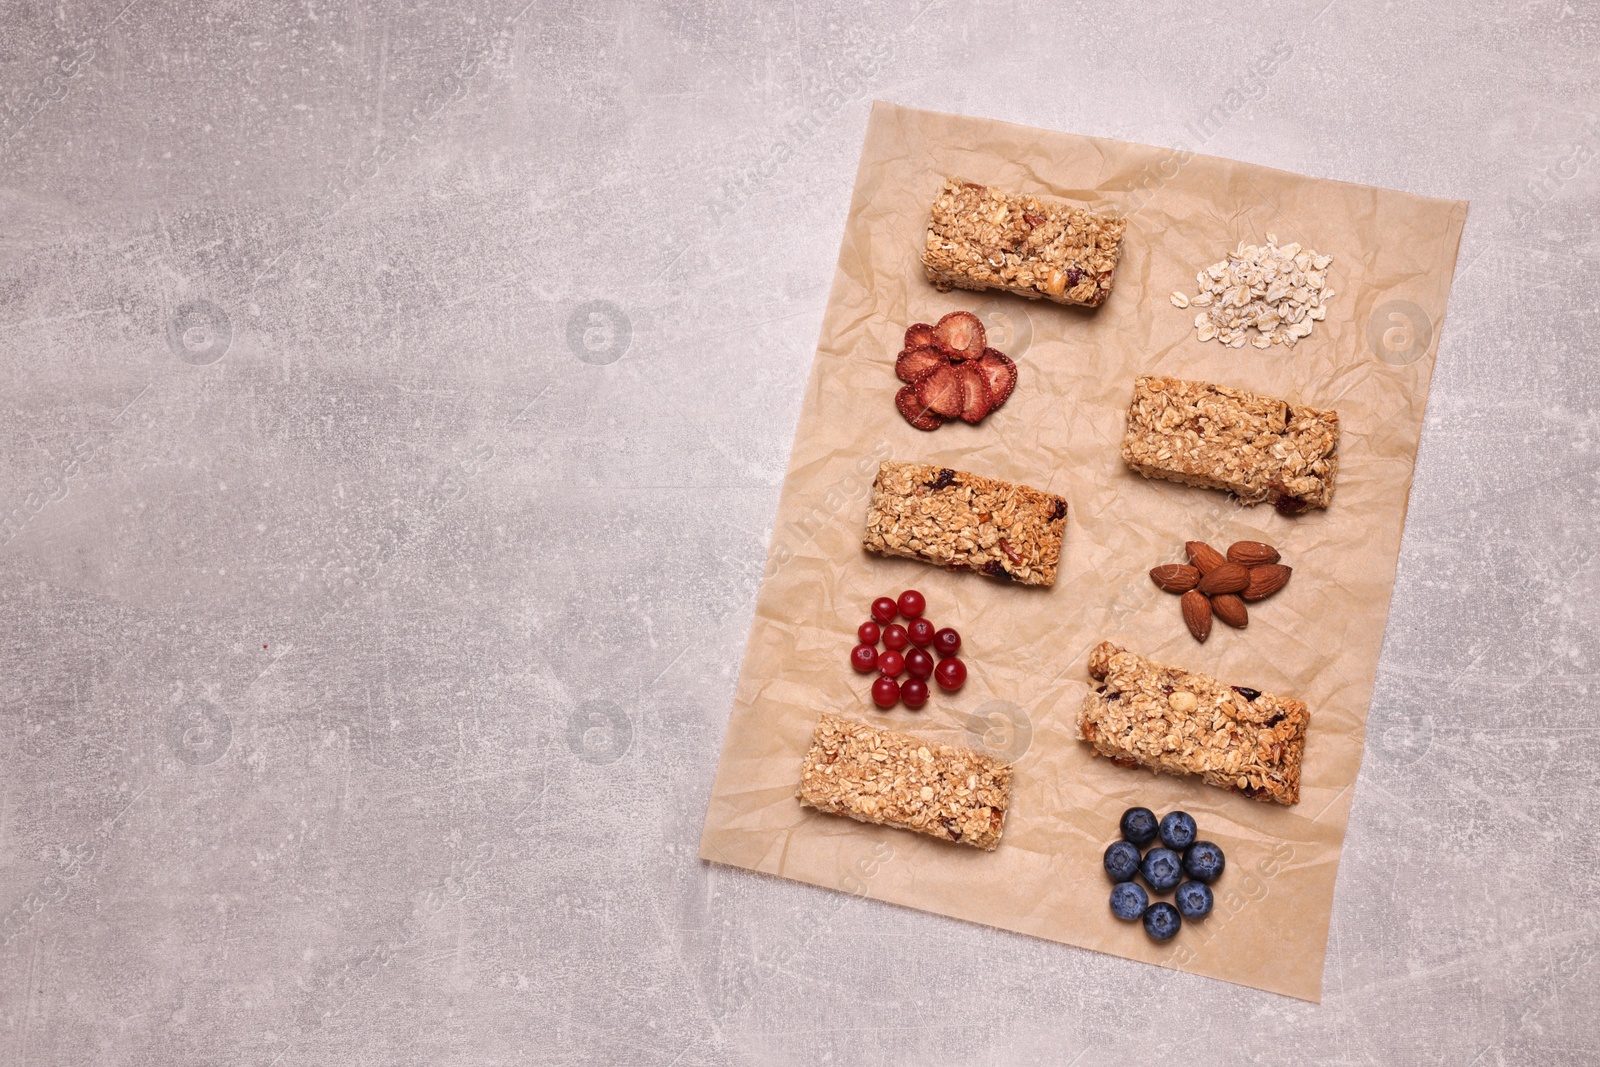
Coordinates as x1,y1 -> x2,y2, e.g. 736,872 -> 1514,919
0,0 -> 1595,1064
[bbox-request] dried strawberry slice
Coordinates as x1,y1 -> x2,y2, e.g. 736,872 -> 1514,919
956,363 -> 993,424
914,363 -> 963,419
975,349 -> 1017,408
904,323 -> 937,350
932,311 -> 986,361
895,344 -> 948,383
895,385 -> 943,431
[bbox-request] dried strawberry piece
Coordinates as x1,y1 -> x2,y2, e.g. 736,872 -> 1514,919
974,349 -> 1017,408
895,385 -> 943,431
895,344 -> 948,384
904,323 -> 937,350
913,363 -> 963,419
956,363 -> 993,424
932,311 -> 986,361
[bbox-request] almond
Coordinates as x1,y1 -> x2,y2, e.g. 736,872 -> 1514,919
1185,540 -> 1226,574
1212,593 -> 1249,628
1242,563 -> 1292,601
1149,564 -> 1200,594
1226,540 -> 1280,567
1181,590 -> 1212,643
1195,561 -> 1249,596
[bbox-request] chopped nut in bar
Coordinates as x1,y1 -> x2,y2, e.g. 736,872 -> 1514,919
1121,375 -> 1339,514
797,713 -> 1011,849
862,461 -> 1068,586
922,178 -> 1126,308
1077,642 -> 1309,806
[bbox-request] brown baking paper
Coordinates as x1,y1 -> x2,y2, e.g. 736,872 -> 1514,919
699,101 -> 1467,1001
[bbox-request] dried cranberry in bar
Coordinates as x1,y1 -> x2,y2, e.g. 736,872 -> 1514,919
862,461 -> 1068,587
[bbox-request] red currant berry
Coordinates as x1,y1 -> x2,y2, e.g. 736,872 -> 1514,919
871,676 -> 900,708
907,618 -> 935,646
932,627 -> 962,658
882,624 -> 908,651
934,656 -> 966,692
871,597 -> 898,624
877,650 -> 905,677
896,590 -> 926,619
904,647 -> 934,680
850,644 -> 879,673
900,677 -> 929,708
857,621 -> 880,645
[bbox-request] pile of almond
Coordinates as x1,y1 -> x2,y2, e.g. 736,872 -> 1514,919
1149,540 -> 1291,643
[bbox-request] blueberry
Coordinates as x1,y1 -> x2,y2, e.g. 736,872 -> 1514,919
1143,901 -> 1181,941
1110,881 -> 1149,921
1103,840 -> 1142,882
1175,880 -> 1213,920
1140,846 -> 1183,893
1183,841 -> 1227,884
1158,810 -> 1197,851
1119,806 -> 1158,845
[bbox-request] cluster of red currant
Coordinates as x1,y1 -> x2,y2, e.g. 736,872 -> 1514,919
850,589 -> 966,710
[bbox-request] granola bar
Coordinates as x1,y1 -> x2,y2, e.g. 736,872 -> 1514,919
1077,642 -> 1309,805
862,461 -> 1068,586
922,178 -> 1127,308
797,713 -> 1012,850
1121,375 -> 1340,514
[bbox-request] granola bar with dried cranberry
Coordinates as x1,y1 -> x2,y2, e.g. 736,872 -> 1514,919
1077,641 -> 1309,805
922,178 -> 1126,307
1120,375 -> 1339,514
797,713 -> 1011,849
862,461 -> 1067,586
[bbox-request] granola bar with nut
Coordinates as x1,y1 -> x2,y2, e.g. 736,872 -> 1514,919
862,461 -> 1068,586
922,178 -> 1127,308
797,713 -> 1012,849
1077,641 -> 1309,805
1121,375 -> 1340,514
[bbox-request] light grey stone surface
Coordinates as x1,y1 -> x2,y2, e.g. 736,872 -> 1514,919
1,1 -> 1596,1063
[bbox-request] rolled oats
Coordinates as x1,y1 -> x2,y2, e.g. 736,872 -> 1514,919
1181,234 -> 1334,348
797,713 -> 1012,849
1077,642 -> 1309,806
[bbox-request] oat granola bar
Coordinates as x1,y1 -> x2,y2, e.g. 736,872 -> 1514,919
1077,641 -> 1309,805
862,461 -> 1068,586
922,178 -> 1127,308
1121,375 -> 1340,514
797,713 -> 1012,849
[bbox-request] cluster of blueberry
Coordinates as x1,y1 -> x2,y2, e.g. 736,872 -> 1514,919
1103,806 -> 1227,942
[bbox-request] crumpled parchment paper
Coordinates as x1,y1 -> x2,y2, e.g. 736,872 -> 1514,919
699,101 -> 1468,1001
